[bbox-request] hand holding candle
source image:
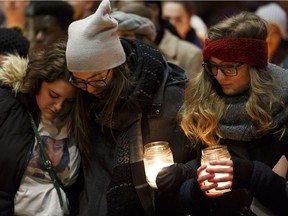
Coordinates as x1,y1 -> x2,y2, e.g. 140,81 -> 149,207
143,141 -> 174,189
199,145 -> 232,196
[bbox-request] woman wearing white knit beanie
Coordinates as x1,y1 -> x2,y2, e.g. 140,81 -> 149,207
66,0 -> 194,215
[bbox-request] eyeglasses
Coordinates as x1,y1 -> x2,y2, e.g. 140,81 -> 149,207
69,69 -> 111,90
202,62 -> 243,76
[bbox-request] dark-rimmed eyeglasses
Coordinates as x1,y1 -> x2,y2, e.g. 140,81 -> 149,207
69,69 -> 111,90
202,62 -> 243,76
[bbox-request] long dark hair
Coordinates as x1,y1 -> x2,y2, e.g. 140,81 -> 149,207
74,63 -> 134,160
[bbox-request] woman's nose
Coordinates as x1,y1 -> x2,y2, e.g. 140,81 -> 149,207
215,68 -> 227,81
86,84 -> 96,94
53,101 -> 63,112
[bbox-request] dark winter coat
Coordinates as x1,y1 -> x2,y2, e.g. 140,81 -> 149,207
77,38 -> 194,216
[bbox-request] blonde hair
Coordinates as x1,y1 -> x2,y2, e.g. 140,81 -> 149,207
180,12 -> 285,147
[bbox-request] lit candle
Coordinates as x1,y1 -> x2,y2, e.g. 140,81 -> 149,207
201,145 -> 231,194
143,141 -> 174,189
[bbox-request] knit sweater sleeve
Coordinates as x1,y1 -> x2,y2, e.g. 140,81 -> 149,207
232,159 -> 288,216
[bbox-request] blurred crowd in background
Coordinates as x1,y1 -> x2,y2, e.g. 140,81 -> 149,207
1,1 -> 288,215
1,1 -> 288,71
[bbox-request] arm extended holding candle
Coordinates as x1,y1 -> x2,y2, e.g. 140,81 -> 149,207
156,154 -> 288,215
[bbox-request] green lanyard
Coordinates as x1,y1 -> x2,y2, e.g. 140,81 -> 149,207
28,112 -> 64,207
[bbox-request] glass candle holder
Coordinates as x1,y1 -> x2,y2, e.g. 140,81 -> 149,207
201,145 -> 231,194
143,141 -> 174,189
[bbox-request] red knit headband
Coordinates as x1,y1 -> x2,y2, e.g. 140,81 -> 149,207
203,38 -> 268,68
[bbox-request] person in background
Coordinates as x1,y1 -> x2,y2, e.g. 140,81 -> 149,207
114,1 -> 150,20
66,0 -> 193,215
0,27 -> 30,65
0,1 -> 29,30
111,11 -> 157,46
190,14 -> 207,45
64,0 -> 101,21
115,1 -> 203,79
162,1 -> 203,49
25,1 -> 73,53
114,1 -> 180,38
0,42 -> 82,215
156,11 -> 288,216
255,2 -> 288,67
0,6 -> 5,27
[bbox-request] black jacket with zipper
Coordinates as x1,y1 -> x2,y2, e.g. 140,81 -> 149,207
0,87 -> 83,216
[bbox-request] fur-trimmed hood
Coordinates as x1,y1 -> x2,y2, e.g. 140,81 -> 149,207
0,54 -> 28,94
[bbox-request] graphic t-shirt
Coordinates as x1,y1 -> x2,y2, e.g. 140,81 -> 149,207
14,119 -> 80,216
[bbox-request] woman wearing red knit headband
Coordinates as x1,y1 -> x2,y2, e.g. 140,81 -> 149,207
155,12 -> 288,215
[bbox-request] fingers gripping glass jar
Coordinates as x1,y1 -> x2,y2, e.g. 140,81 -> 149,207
201,145 -> 231,194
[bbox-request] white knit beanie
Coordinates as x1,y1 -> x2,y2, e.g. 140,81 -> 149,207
66,0 -> 126,72
255,3 -> 287,39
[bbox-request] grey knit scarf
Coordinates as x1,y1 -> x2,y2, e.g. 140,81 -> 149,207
219,64 -> 288,141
